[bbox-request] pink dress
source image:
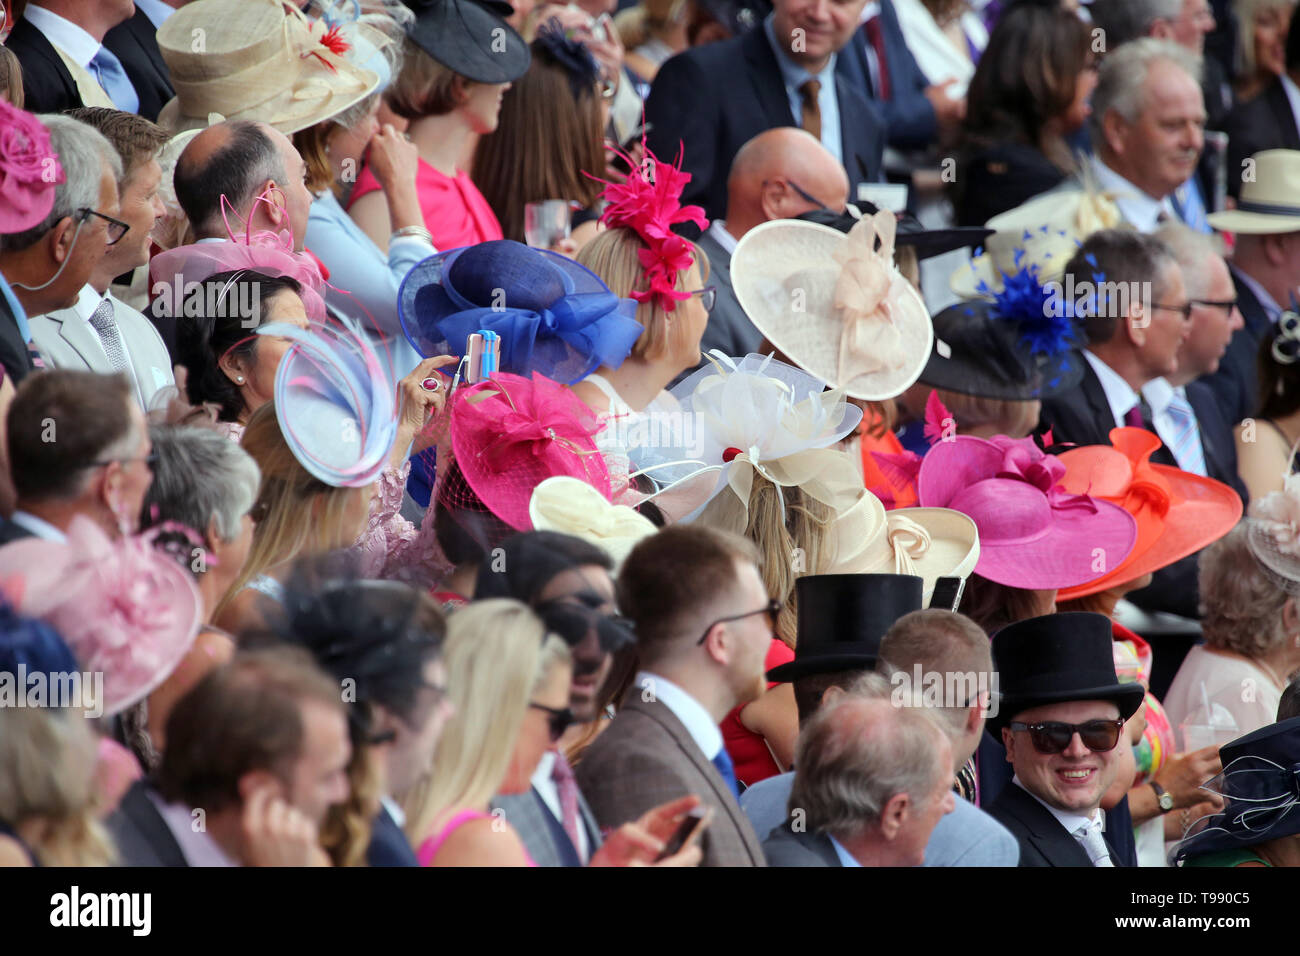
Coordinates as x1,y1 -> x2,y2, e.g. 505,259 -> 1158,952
416,809 -> 538,867
348,158 -> 503,251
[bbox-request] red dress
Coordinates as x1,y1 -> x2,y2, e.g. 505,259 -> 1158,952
721,639 -> 795,787
348,158 -> 503,251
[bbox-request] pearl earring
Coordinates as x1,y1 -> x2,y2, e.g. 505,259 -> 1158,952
236,375 -> 245,383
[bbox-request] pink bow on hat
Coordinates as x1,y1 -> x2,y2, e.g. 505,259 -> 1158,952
0,101 -> 65,234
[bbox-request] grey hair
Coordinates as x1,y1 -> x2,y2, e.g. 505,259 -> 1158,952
1090,38 -> 1203,139
1200,522 -> 1294,657
1089,0 -> 1186,46
787,673 -> 949,841
1153,223 -> 1224,299
0,115 -> 123,253
142,424 -> 261,544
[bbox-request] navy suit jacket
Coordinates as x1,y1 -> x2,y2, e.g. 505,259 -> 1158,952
106,781 -> 188,867
103,9 -> 175,122
5,18 -> 84,114
986,782 -> 1124,867
1225,80 -> 1300,198
366,805 -> 418,867
1036,355 -> 1117,450
645,25 -> 885,223
0,284 -> 34,386
837,0 -> 936,150
1202,267 -> 1274,427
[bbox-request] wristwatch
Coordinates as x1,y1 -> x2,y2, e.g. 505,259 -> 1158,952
1149,781 -> 1174,813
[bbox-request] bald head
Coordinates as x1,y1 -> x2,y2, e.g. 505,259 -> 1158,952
724,127 -> 849,240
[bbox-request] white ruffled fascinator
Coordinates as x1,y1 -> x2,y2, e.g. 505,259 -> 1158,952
529,476 -> 657,569
260,315 -> 399,488
1246,473 -> 1300,593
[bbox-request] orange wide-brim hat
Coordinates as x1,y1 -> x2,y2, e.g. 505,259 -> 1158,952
1056,427 -> 1242,600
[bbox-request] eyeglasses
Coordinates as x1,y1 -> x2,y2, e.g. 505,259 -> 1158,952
762,178 -> 830,212
1190,298 -> 1238,317
689,286 -> 717,311
696,598 -> 782,645
1151,302 -> 1194,320
530,702 -> 577,742
1008,718 -> 1126,755
76,208 -> 130,246
84,451 -> 158,470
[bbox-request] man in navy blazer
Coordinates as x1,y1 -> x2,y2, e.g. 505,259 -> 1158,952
645,0 -> 885,223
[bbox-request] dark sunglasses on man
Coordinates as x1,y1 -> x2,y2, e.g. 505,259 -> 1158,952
534,591 -> 635,653
1008,718 -> 1126,755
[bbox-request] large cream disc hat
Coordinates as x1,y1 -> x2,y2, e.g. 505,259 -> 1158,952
1207,149 -> 1300,234
156,0 -> 383,135
731,211 -> 934,401
949,186 -> 1125,298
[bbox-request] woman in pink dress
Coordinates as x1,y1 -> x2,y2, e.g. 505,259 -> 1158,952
348,0 -> 531,252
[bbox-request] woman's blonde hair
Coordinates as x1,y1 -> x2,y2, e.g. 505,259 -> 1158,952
0,708 -> 114,866
576,227 -> 708,363
217,402 -> 368,616
403,599 -> 571,845
938,388 -> 1040,439
745,479 -> 835,648
1235,0 -> 1298,80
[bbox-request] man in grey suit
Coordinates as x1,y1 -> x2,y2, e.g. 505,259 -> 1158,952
29,109 -> 173,410
763,674 -> 955,866
574,526 -> 771,866
681,127 -> 849,380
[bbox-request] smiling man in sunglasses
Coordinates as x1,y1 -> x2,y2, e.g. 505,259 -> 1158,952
987,613 -> 1147,867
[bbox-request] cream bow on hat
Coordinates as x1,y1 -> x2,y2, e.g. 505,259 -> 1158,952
731,214 -> 933,401
529,476 -> 657,569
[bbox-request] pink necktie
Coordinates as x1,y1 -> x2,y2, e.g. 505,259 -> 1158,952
550,751 -> 584,858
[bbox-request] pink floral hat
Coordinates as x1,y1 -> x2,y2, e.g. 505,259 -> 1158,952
916,434 -> 1138,589
0,101 -> 65,234
0,517 -> 202,717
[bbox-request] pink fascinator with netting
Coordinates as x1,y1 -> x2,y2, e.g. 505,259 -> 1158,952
0,101 -> 64,233
0,516 -> 202,717
592,144 -> 708,312
449,372 -> 611,530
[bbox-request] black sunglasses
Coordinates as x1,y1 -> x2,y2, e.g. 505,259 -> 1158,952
1008,718 -> 1125,755
534,592 -> 635,653
76,207 -> 130,246
696,598 -> 782,645
530,702 -> 576,742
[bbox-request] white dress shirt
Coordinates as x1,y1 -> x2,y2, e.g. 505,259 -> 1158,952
133,0 -> 177,29
8,511 -> 68,542
1082,349 -> 1140,428
707,219 -> 739,257
148,791 -> 239,867
1141,377 -> 1208,475
23,5 -> 99,66
530,749 -> 590,863
635,670 -> 724,761
1281,73 -> 1300,142
1012,776 -> 1107,858
1091,158 -> 1177,234
763,15 -> 843,169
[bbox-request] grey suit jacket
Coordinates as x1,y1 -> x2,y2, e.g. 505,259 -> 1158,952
492,784 -> 602,868
573,692 -> 766,867
695,229 -> 763,360
762,823 -> 843,867
30,289 -> 174,409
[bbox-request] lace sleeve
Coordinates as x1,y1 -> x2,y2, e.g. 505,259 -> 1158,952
353,461 -> 452,588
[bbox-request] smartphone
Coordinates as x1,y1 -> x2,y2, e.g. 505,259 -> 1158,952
466,333 -> 484,384
655,806 -> 708,861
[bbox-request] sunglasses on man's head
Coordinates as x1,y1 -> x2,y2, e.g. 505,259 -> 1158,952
1008,718 -> 1125,755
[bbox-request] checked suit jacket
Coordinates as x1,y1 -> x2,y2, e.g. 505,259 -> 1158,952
574,691 -> 766,867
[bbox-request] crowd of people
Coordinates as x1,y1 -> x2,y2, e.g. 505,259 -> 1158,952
1,0 -> 1299,871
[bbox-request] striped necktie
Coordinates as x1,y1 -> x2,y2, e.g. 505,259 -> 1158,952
1165,390 -> 1208,476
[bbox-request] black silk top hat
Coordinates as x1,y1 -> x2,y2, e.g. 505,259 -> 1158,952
989,612 -> 1145,733
1172,716 -> 1300,864
403,0 -> 531,84
767,574 -> 923,682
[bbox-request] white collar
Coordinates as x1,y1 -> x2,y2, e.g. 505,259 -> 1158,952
1232,264 -> 1284,322
133,0 -> 177,30
1091,158 -> 1175,233
379,795 -> 406,828
1139,376 -> 1181,416
1281,73 -> 1300,132
635,670 -> 723,760
859,1 -> 881,24
1082,349 -> 1140,427
530,749 -> 557,792
71,283 -> 107,323
707,219 -> 738,256
827,833 -> 863,867
150,794 -> 240,867
1012,776 -> 1102,837
9,510 -> 68,543
23,5 -> 101,67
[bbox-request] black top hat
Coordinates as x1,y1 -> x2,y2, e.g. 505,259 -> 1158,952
989,612 -> 1145,733
404,0 -> 531,85
1173,716 -> 1300,864
767,574 -> 923,682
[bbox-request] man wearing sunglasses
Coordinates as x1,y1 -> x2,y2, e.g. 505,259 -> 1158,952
987,613 -> 1146,867
575,525 -> 771,866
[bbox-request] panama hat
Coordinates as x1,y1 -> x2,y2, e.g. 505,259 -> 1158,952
1207,149 -> 1300,234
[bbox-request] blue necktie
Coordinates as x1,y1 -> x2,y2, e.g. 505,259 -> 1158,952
711,747 -> 740,800
1169,178 -> 1211,234
89,47 -> 140,114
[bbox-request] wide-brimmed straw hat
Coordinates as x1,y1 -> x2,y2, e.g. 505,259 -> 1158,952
917,434 -> 1137,590
0,517 -> 202,717
731,211 -> 933,401
528,475 -> 657,569
1207,150 -> 1300,234
1056,428 -> 1243,600
157,0 -> 385,134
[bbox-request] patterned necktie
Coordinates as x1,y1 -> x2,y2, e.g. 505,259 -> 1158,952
1165,391 -> 1208,476
88,298 -> 130,373
711,746 -> 740,799
89,47 -> 140,114
550,751 -> 585,860
863,16 -> 891,99
1074,820 -> 1115,867
799,79 -> 822,141
1123,404 -> 1144,429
